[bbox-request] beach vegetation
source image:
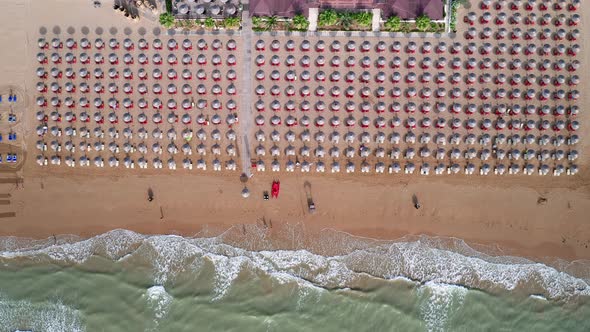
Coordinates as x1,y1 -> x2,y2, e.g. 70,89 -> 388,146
400,22 -> 411,33
291,14 -> 309,31
165,0 -> 172,13
351,11 -> 372,27
251,15 -> 280,31
264,15 -> 279,30
318,9 -> 339,27
415,14 -> 431,31
384,15 -> 401,31
252,16 -> 264,28
204,17 -> 216,29
318,9 -> 373,30
449,0 -> 466,32
223,17 -> 240,29
159,12 -> 175,28
338,12 -> 354,30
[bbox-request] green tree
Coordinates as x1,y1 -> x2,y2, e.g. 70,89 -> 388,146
353,11 -> 372,27
384,15 -> 401,31
292,14 -> 309,30
204,17 -> 216,29
223,16 -> 240,28
265,15 -> 279,30
159,12 -> 175,28
415,14 -> 431,31
318,9 -> 338,27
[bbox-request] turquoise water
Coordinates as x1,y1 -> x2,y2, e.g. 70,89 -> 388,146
0,229 -> 588,332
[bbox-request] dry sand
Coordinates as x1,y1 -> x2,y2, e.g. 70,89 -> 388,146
0,0 -> 588,264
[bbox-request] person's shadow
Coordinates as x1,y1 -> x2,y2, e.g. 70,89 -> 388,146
412,194 -> 420,209
304,181 -> 314,211
147,187 -> 154,202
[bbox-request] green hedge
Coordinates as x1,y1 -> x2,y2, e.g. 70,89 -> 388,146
450,0 -> 460,32
165,0 -> 172,13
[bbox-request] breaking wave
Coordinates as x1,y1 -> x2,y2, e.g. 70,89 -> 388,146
0,293 -> 84,332
0,228 -> 588,304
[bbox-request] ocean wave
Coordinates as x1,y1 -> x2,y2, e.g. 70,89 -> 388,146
144,285 -> 173,331
0,293 -> 84,332
418,282 -> 468,332
0,229 -> 588,302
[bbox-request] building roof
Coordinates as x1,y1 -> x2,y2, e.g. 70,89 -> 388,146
249,0 -> 444,20
249,0 -> 310,17
381,0 -> 444,20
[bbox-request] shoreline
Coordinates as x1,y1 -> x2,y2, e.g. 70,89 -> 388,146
0,0 -> 588,289
2,225 -> 590,296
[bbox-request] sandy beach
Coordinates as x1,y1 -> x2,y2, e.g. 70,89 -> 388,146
0,0 -> 588,265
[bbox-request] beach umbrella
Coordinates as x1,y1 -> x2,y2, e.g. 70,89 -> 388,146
331,40 -> 341,52
167,69 -> 177,79
268,39 -> 280,52
94,37 -> 104,49
109,38 -> 119,50
166,39 -> 177,51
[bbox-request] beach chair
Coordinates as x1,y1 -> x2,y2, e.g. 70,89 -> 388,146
0,95 -> 2,102
8,95 -> 12,102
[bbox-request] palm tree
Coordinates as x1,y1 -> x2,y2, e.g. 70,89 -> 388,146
339,12 -> 354,30
159,12 -> 175,28
265,15 -> 278,30
204,17 -> 216,29
292,14 -> 309,30
252,16 -> 263,28
223,17 -> 240,29
384,15 -> 401,31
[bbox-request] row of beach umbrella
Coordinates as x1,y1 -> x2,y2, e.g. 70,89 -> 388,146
38,37 -> 237,52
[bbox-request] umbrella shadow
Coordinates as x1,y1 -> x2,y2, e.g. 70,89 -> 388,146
39,27 -> 47,35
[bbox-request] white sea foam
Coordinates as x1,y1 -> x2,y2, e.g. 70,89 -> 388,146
529,294 -> 548,301
0,229 -> 589,303
0,293 -> 84,332
418,282 -> 468,332
206,253 -> 249,300
145,286 -> 173,321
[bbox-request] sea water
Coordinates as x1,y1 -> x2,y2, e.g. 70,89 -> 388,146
0,228 -> 588,332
